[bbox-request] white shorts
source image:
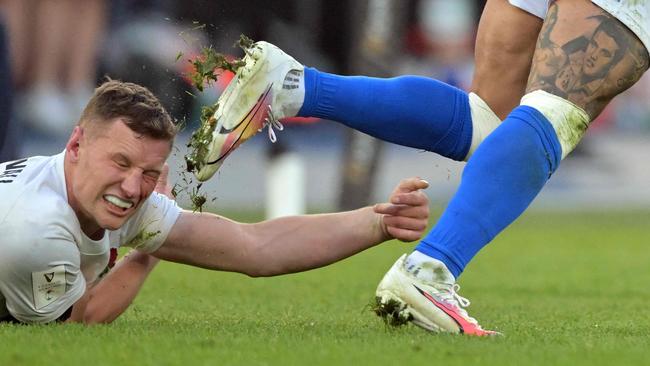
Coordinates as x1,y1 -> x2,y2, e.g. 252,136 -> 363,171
509,0 -> 649,52
592,0 -> 650,52
508,0 -> 552,19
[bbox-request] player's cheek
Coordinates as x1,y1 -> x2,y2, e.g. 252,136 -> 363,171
141,178 -> 157,198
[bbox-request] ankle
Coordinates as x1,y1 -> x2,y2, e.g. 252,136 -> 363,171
404,250 -> 456,284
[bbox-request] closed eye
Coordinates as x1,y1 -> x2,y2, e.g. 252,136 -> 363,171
144,171 -> 160,180
115,160 -> 129,168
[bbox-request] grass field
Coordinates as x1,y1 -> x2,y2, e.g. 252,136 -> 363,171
2,210 -> 650,366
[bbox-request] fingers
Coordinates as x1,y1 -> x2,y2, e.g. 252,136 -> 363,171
373,203 -> 399,216
394,177 -> 430,194
155,163 -> 173,198
377,211 -> 429,242
158,163 -> 169,185
374,203 -> 428,219
377,177 -> 430,242
391,191 -> 429,206
386,226 -> 423,243
382,215 -> 428,231
376,186 -> 429,216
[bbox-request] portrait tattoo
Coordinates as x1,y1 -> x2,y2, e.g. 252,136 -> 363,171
527,4 -> 649,118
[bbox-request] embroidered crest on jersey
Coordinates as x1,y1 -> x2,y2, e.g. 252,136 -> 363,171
31,265 -> 66,309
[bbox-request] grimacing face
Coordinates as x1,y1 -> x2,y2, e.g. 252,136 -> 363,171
66,118 -> 171,234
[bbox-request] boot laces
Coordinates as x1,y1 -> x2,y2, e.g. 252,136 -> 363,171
261,105 -> 284,143
439,283 -> 477,324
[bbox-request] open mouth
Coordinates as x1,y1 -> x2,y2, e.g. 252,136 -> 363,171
103,194 -> 134,212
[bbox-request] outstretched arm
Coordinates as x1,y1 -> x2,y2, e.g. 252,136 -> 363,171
154,178 -> 429,277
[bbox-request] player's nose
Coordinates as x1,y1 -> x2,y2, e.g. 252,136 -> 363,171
120,170 -> 142,198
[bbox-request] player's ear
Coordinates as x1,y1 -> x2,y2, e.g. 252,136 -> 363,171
66,126 -> 84,162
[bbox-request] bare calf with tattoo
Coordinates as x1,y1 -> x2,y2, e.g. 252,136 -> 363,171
528,1 -> 649,118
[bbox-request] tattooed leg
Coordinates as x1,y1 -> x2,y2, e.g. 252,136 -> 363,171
414,0 -> 649,277
527,0 -> 649,119
523,0 -> 649,157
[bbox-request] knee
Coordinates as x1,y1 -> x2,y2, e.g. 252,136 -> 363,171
464,93 -> 502,161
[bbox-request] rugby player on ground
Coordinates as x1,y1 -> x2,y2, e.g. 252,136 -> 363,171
0,80 -> 431,324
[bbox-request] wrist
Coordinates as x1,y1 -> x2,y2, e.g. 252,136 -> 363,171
373,209 -> 391,242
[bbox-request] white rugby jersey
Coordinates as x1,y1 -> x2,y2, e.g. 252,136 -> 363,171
0,152 -> 181,323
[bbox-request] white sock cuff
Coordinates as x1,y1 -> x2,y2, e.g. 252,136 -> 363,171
406,250 -> 456,284
520,90 -> 590,160
466,92 -> 501,161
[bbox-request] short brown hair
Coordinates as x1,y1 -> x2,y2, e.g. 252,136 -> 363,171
79,80 -> 177,140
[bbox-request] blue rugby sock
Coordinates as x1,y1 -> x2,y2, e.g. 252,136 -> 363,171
415,106 -> 563,278
298,67 -> 473,161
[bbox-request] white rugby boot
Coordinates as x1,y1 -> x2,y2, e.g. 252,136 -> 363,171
375,254 -> 500,336
190,41 -> 305,181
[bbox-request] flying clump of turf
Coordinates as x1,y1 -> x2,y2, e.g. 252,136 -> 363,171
184,35 -> 254,177
177,35 -> 254,212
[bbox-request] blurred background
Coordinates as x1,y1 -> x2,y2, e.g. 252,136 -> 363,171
0,0 -> 649,214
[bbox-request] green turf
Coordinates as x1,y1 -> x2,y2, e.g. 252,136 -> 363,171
3,210 -> 650,366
